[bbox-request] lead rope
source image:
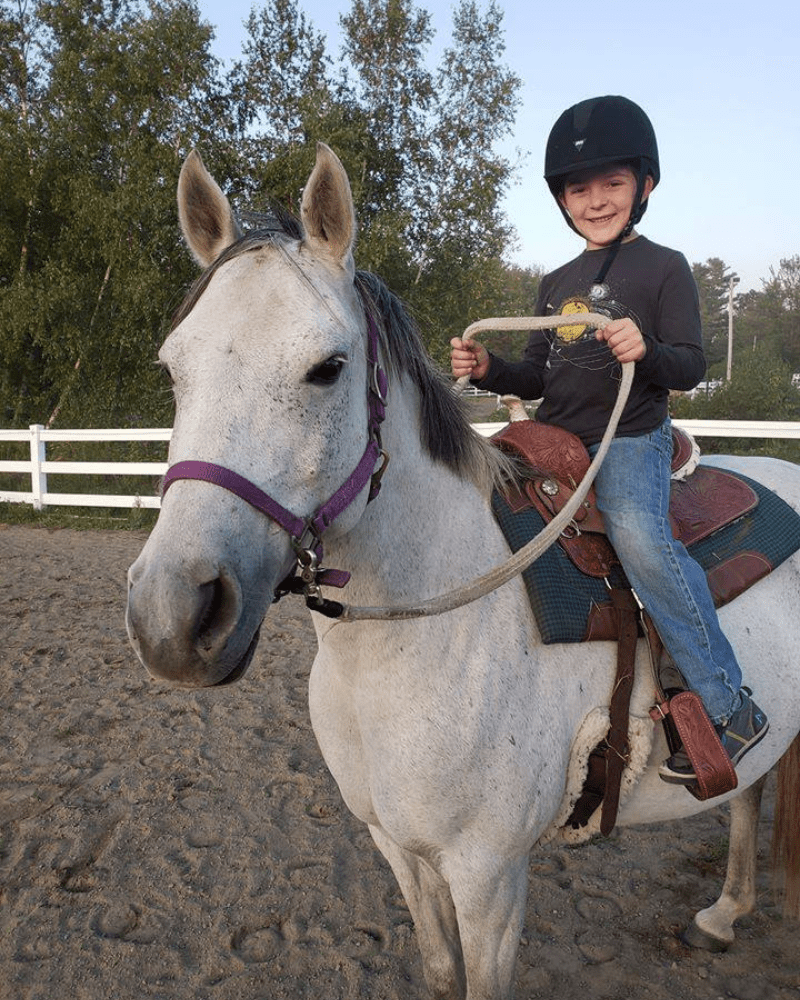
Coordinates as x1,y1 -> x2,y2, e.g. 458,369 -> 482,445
324,313 -> 632,623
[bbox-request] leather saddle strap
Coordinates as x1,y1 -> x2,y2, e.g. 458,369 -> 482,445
600,587 -> 639,836
640,612 -> 683,758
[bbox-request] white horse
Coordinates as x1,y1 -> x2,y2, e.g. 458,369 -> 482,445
126,144 -> 800,1000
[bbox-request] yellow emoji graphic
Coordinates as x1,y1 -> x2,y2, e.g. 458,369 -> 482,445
556,300 -> 590,343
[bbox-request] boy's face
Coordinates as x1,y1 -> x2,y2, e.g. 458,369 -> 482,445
558,165 -> 653,250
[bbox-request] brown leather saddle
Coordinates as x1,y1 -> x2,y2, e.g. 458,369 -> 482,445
495,419 -> 764,640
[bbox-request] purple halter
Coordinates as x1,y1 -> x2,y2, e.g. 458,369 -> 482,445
161,312 -> 389,613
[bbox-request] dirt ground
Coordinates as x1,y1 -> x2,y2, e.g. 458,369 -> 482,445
1,524 -> 798,1000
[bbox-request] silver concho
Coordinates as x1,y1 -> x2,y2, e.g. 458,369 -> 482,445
541,479 -> 559,496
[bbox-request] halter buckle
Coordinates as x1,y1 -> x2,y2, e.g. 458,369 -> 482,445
369,449 -> 391,501
293,538 -> 321,584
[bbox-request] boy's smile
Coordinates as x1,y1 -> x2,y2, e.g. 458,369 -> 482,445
559,166 -> 654,250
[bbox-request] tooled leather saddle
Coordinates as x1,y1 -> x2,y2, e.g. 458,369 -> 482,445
495,419 -> 766,640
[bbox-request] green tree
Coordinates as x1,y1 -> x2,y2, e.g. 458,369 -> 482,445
232,0 -> 330,149
691,256 -> 737,374
421,0 -> 518,257
0,0 -> 232,427
735,281 -> 784,363
0,0 -> 67,425
337,0 -> 434,289
469,263 -> 544,362
225,0 -> 524,359
340,0 -> 433,200
408,0 -> 521,359
726,257 -> 800,373
229,0 -> 408,289
0,0 -> 529,428
762,257 -> 800,369
0,0 -> 46,283
228,0 -> 342,210
672,349 -> 800,459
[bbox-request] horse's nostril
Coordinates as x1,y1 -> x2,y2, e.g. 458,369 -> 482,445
196,573 -> 241,653
197,579 -> 222,637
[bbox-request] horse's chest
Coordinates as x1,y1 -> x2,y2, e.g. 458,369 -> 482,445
308,656 -> 379,825
309,653 -> 471,826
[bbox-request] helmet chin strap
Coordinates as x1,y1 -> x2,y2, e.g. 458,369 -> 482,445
592,238 -> 623,289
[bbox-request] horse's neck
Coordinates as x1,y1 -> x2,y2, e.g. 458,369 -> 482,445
324,387 -> 508,604
313,383 -> 627,786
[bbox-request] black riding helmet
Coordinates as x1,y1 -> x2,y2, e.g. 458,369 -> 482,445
544,95 -> 660,239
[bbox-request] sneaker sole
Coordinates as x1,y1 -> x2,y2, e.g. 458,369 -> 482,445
658,766 -> 699,786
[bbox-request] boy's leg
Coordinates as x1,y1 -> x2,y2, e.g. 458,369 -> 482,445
589,420 -> 741,725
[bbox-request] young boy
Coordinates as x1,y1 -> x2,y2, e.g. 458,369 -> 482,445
451,95 -> 768,784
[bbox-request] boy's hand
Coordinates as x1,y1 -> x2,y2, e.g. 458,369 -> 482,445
595,318 -> 647,364
450,337 -> 491,380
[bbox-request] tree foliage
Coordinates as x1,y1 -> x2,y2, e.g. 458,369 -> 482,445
683,254 -> 800,423
671,348 -> 800,460
736,257 -> 800,370
1,0 -> 798,434
0,0 -> 233,427
0,0 -> 530,426
675,258 -> 800,458
227,0 -> 344,210
405,0 -> 522,363
691,257 -> 738,373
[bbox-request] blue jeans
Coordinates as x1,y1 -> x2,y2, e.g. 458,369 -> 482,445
588,419 -> 741,724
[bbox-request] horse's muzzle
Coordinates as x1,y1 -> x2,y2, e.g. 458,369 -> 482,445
126,559 -> 262,687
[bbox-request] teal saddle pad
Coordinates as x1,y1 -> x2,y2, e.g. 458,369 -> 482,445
492,471 -> 800,644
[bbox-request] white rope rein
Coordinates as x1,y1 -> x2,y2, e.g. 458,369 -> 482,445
335,314 -> 632,622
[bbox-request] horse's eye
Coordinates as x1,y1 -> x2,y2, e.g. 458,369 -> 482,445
307,355 -> 347,386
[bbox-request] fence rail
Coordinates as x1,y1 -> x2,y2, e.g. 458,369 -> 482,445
3,421 -> 800,511
0,426 -> 171,510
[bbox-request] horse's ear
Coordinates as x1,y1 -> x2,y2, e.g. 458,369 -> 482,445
178,150 -> 242,268
300,143 -> 356,270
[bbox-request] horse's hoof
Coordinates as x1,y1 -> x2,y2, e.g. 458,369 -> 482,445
681,918 -> 731,952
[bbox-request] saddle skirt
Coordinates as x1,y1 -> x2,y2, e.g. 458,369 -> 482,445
491,419 -> 800,643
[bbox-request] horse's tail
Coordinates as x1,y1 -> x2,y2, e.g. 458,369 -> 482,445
770,730 -> 800,917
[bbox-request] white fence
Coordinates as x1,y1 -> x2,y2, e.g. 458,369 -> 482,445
3,421 -> 800,511
0,426 -> 170,510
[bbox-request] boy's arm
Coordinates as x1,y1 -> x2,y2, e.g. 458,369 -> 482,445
634,252 -> 706,391
469,283 -> 553,399
449,335 -> 549,399
595,317 -> 648,364
471,334 -> 551,400
450,337 -> 490,380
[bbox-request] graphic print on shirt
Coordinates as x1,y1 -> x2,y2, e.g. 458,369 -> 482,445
547,282 -> 642,375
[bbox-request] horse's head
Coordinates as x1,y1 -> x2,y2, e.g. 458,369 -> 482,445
126,144 -> 380,686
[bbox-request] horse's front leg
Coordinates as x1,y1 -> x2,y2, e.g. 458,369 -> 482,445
684,775 -> 767,950
447,852 -> 529,1000
369,825 -> 466,1000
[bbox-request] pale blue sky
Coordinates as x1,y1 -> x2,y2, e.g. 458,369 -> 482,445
197,0 -> 799,293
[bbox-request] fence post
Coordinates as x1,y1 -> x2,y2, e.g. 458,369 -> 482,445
30,424 -> 46,510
